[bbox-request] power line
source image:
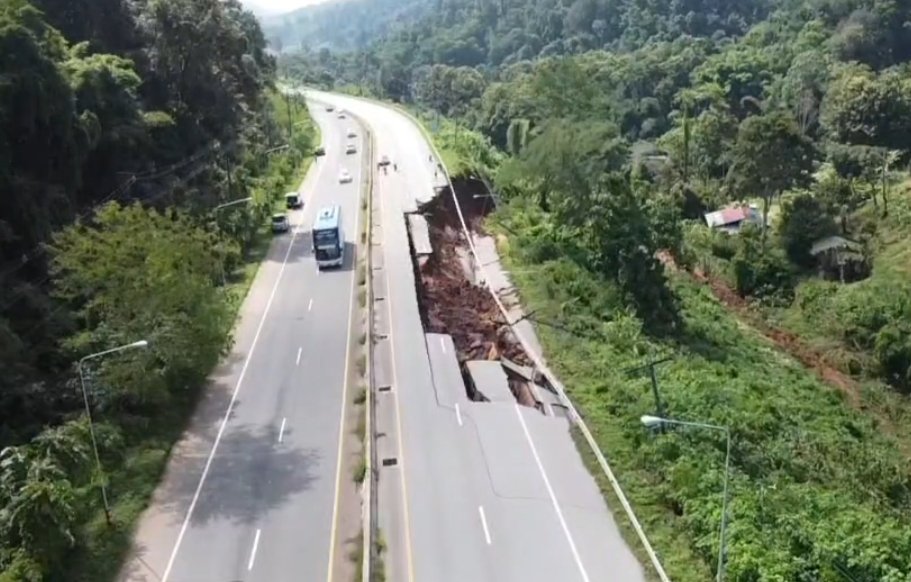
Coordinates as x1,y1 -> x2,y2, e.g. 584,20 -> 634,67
0,140 -> 229,289
8,141 -> 242,343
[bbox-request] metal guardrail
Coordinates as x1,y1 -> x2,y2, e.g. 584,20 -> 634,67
396,108 -> 673,582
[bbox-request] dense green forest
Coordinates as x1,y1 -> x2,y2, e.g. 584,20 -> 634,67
279,0 -> 911,579
0,0 -> 314,578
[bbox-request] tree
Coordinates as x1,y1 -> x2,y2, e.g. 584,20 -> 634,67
729,111 -> 816,244
505,118 -> 529,156
659,103 -> 738,189
0,436 -> 84,574
413,64 -> 486,117
50,203 -> 232,409
501,119 -> 628,212
5,461 -> 78,571
827,143 -> 902,214
820,64 -> 911,151
778,192 -> 837,267
580,175 -> 680,331
731,224 -> 794,297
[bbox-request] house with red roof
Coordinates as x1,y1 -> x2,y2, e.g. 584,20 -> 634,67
703,204 -> 763,234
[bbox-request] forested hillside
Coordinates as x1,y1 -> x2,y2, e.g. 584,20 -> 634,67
0,0 -> 312,578
267,0 -> 778,62
262,0 -> 428,53
279,0 -> 911,580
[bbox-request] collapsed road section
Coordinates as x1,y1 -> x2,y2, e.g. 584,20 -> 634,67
406,177 -> 567,415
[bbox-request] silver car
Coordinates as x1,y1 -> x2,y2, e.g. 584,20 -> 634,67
271,213 -> 290,233
338,169 -> 352,184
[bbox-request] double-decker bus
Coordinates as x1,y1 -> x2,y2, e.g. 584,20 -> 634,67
311,205 -> 345,269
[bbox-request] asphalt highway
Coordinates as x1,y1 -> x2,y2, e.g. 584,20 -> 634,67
311,91 -> 647,582
119,104 -> 365,582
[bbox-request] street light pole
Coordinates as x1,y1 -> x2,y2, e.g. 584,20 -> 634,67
78,340 -> 149,525
641,415 -> 731,582
213,196 -> 253,211
211,197 -> 253,286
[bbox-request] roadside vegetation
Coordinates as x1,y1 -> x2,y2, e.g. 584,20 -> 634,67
0,1 -> 314,579
278,0 -> 911,579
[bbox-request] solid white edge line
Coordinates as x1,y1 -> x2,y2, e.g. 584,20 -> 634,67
514,404 -> 591,582
160,138 -> 327,582
296,346 -> 302,366
455,403 -> 463,427
278,418 -> 286,443
324,112 -> 365,582
247,529 -> 262,571
478,506 -> 492,545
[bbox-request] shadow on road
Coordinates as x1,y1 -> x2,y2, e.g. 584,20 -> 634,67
159,423 -> 321,527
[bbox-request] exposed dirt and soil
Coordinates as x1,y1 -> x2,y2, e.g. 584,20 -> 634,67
659,250 -> 861,404
411,181 -> 531,368
687,263 -> 911,459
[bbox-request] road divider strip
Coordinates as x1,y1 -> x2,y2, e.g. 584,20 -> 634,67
336,106 -> 378,582
325,105 -> 367,582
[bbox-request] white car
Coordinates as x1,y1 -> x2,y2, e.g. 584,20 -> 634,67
345,143 -> 356,154
337,111 -> 346,119
339,169 -> 352,183
346,129 -> 357,138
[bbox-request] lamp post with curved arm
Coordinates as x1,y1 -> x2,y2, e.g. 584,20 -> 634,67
641,414 -> 731,582
78,340 -> 149,524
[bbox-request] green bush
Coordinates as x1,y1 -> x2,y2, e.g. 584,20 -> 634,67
730,226 -> 794,299
778,192 -> 837,267
831,278 -> 911,388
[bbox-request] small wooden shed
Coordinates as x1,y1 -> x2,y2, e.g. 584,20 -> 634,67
810,235 -> 868,283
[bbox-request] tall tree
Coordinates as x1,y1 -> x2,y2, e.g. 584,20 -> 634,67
729,111 -> 816,243
49,203 -> 231,409
501,119 -> 628,212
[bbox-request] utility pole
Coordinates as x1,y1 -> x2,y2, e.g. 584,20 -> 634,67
626,356 -> 673,424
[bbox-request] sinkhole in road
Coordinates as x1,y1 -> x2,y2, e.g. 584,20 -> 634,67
405,178 -> 539,408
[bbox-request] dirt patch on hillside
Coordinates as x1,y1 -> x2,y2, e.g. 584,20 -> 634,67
658,251 -> 861,403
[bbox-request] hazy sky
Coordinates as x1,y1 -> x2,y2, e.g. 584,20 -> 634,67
242,0 -> 330,16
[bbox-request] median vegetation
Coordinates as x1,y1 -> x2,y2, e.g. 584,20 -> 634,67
0,1 -> 315,579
